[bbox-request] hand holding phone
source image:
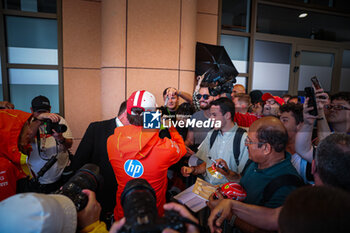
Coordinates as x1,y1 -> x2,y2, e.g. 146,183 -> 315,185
304,87 -> 318,116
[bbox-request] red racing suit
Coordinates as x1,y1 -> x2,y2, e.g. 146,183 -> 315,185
0,109 -> 32,201
107,125 -> 186,220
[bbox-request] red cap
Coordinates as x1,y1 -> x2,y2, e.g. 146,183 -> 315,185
127,90 -> 157,115
262,93 -> 285,106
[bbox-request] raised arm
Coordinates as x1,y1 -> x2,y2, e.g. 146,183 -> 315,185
295,98 -> 316,163
314,89 -> 331,141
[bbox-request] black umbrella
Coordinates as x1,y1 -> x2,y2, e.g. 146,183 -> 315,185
195,42 -> 238,84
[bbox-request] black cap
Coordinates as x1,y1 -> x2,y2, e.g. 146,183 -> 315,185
31,95 -> 51,112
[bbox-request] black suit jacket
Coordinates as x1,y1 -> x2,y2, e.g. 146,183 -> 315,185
70,118 -> 117,219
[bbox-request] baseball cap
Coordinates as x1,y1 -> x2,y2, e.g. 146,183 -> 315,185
31,95 -> 51,112
262,93 -> 285,106
0,193 -> 77,233
127,90 -> 157,115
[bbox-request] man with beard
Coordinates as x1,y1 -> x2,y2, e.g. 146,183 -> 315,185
185,83 -> 216,151
261,93 -> 285,117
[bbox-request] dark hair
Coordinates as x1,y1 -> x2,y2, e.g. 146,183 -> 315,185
279,103 -> 304,125
278,186 -> 350,233
117,101 -> 127,117
249,90 -> 263,105
315,133 -> 350,192
127,107 -> 144,126
163,87 -> 177,97
176,102 -> 195,116
256,123 -> 288,152
210,97 -> 235,121
199,82 -> 210,88
282,94 -> 292,99
331,92 -> 350,105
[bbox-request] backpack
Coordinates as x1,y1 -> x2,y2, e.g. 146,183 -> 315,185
209,127 -> 246,167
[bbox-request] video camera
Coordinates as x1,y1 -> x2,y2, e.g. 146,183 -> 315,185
119,179 -> 196,233
203,71 -> 235,96
43,119 -> 67,134
55,163 -> 102,211
207,79 -> 234,96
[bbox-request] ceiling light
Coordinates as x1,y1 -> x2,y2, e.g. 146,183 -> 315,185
299,13 -> 308,18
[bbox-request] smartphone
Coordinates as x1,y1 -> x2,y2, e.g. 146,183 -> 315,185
311,76 -> 322,90
304,87 -> 318,116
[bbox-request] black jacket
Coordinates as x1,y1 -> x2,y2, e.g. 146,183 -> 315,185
70,118 -> 117,221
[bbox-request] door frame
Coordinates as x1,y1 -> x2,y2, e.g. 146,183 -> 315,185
290,45 -> 340,95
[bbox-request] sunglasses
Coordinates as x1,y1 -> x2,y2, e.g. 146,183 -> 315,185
196,94 -> 210,100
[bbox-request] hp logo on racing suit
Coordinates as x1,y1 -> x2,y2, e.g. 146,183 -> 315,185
124,159 -> 144,178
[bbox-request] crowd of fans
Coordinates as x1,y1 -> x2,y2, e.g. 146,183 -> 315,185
0,77 -> 349,233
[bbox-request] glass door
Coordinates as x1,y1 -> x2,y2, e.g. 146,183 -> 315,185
292,45 -> 338,96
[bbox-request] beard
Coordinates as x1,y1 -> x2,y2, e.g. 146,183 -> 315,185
200,102 -> 210,110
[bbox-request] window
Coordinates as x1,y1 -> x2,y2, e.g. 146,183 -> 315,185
339,50 -> 350,92
220,35 -> 249,73
252,40 -> 292,96
257,4 -> 350,42
0,0 -> 61,113
221,0 -> 251,32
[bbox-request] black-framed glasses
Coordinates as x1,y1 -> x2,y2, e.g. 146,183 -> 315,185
265,99 -> 276,105
244,137 -> 266,146
325,105 -> 350,111
196,94 -> 210,100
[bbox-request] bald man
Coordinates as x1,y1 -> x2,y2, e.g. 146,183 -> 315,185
209,133 -> 350,233
231,84 -> 246,99
208,117 -> 302,232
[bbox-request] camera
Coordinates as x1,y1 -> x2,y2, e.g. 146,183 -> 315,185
208,79 -> 234,96
43,119 -> 67,134
203,70 -> 236,96
119,179 -> 188,233
55,163 -> 102,211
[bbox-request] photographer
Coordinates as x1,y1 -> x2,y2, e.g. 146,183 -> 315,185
0,189 -> 108,233
0,108 -> 64,200
109,202 -> 199,233
28,95 -> 73,193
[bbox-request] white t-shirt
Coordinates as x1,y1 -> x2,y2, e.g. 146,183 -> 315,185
28,117 -> 73,184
